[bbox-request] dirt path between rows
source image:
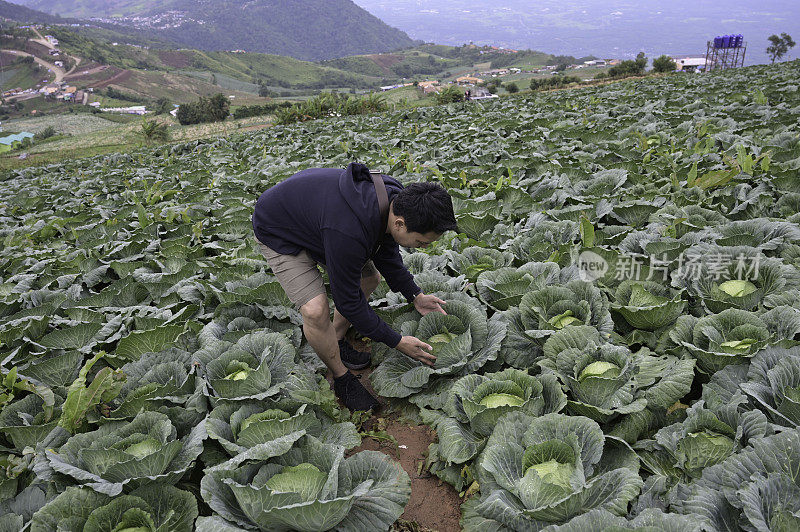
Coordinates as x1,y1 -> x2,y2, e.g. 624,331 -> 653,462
327,363 -> 463,532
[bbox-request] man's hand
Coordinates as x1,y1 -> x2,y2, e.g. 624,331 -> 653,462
414,292 -> 447,316
396,336 -> 437,367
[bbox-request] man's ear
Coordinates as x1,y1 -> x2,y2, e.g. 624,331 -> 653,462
394,216 -> 406,229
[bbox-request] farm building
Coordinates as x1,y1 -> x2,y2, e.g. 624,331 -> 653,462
456,76 -> 484,85
100,106 -> 148,115
467,87 -> 498,100
672,57 -> 707,72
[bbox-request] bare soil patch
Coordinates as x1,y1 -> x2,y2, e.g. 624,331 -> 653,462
367,53 -> 404,73
157,50 -> 194,69
324,346 -> 463,532
94,69 -> 133,89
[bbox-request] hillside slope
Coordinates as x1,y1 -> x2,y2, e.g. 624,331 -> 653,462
8,0 -> 418,60
0,0 -> 68,24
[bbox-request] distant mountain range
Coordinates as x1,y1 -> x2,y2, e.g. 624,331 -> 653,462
3,0 -> 418,61
353,0 -> 800,65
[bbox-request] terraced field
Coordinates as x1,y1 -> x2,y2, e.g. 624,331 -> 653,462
1,60 -> 799,530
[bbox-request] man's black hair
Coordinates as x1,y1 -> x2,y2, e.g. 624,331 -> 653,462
392,182 -> 458,235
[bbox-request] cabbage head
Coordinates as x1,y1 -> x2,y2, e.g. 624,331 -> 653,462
610,280 -> 686,331
30,484 -> 197,532
200,435 -> 410,532
425,369 -> 566,468
371,293 -> 506,399
635,399 -> 772,482
541,326 -> 694,425
46,410 -> 206,496
201,332 -> 297,403
464,412 -> 642,530
664,306 -> 800,373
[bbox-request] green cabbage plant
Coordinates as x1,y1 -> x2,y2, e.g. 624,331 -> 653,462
610,280 -> 686,331
200,435 -> 410,532
462,412 -> 642,530
424,369 -> 566,470
535,507 -> 700,532
446,246 -> 515,283
475,262 -> 561,311
30,485 -> 197,532
541,326 -> 694,425
672,245 -> 800,313
681,428 -> 800,532
46,410 -> 206,496
741,346 -> 800,429
635,399 -> 772,483
199,304 -> 301,345
505,216 -> 579,263
104,348 -> 207,437
200,332 -> 297,403
501,280 -> 613,368
371,293 -> 506,399
206,400 -> 359,468
662,306 -> 800,373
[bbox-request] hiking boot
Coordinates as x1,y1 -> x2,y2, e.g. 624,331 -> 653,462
333,371 -> 380,412
338,339 -> 371,370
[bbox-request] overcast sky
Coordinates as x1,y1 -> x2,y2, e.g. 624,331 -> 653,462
353,0 -> 800,64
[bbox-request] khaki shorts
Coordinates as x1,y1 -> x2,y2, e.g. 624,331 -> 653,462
255,238 -> 379,307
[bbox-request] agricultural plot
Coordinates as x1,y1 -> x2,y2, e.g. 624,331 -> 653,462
1,60 -> 800,530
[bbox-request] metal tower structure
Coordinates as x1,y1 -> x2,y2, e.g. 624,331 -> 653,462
705,34 -> 747,71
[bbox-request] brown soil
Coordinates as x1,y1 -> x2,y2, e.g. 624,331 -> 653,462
367,53 -> 404,75
64,64 -> 110,82
327,355 -> 463,532
94,69 -> 132,89
157,50 -> 194,69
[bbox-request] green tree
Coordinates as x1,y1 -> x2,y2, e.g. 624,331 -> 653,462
505,82 -> 519,93
652,55 -> 677,73
635,52 -> 648,71
140,120 -> 170,144
766,33 -> 796,63
434,85 -> 465,104
153,98 -> 173,115
205,93 -> 231,121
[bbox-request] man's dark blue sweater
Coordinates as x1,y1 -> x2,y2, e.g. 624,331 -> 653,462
252,162 -> 420,348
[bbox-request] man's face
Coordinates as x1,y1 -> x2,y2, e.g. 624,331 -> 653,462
390,218 -> 441,249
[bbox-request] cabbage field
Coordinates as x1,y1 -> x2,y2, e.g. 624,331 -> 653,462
2,59 -> 800,531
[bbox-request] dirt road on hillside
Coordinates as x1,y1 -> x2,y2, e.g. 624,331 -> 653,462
5,49 -> 65,83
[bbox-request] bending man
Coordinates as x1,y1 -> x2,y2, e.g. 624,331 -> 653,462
252,162 -> 458,411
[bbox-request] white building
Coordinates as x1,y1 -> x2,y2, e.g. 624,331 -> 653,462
672,57 -> 706,72
100,105 -> 148,115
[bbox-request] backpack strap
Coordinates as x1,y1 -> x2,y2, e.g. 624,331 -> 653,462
370,171 -> 389,254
